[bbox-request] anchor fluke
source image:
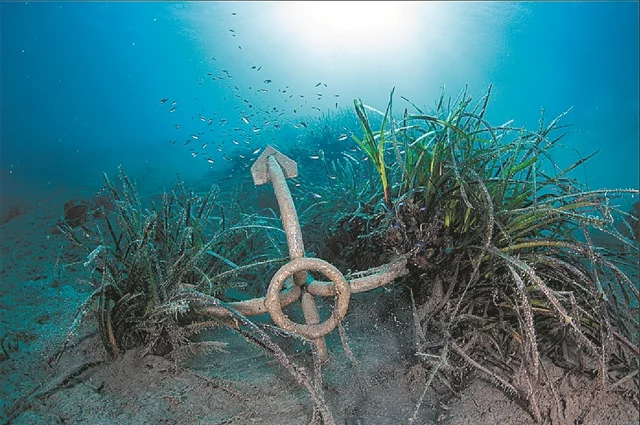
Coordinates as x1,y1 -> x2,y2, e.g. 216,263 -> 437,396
250,145 -> 298,185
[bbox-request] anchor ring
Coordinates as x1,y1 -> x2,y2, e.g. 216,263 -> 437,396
265,257 -> 350,339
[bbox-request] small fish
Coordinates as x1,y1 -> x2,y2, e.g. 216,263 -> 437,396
169,107 -> 177,113
191,152 -> 198,158
252,148 -> 261,154
309,155 -> 320,160
171,100 -> 178,106
206,157 -> 215,164
300,122 -> 308,128
257,66 -> 262,71
199,116 -> 206,122
229,29 -> 235,33
311,106 -> 321,112
315,82 -> 322,87
258,89 -> 268,93
232,139 -> 240,145
159,98 -> 169,104
264,79 -> 272,84
208,118 -> 213,125
252,127 -> 260,133
251,66 -> 256,69
274,124 -> 281,129
238,154 -> 246,159
334,94 -> 340,97
338,134 -> 348,141
174,124 -> 181,129
169,139 -> 177,145
241,116 -> 249,124
310,192 -> 322,198
293,109 -> 297,113
191,134 -> 199,140
201,143 -> 208,149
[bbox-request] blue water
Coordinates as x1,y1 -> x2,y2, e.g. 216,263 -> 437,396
1,1 -> 638,206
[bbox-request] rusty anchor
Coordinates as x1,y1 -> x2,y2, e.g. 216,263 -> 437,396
202,146 -> 409,361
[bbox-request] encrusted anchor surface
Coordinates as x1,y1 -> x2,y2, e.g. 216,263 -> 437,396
202,146 -> 409,360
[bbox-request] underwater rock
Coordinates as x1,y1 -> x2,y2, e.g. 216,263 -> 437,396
91,193 -> 115,218
63,200 -> 89,227
1,204 -> 27,224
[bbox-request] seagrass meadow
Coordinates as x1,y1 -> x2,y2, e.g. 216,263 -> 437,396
2,2 -> 639,425
2,85 -> 639,425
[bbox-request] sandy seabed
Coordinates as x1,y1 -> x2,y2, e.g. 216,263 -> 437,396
1,189 -> 638,425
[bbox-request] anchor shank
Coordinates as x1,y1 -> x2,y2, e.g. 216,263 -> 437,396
267,155 -> 307,286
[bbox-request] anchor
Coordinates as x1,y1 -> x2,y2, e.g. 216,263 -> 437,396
202,146 -> 409,361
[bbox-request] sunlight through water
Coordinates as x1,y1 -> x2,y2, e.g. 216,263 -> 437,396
275,1 -> 419,53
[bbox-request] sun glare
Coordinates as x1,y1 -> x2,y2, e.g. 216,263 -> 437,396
277,1 -> 416,52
